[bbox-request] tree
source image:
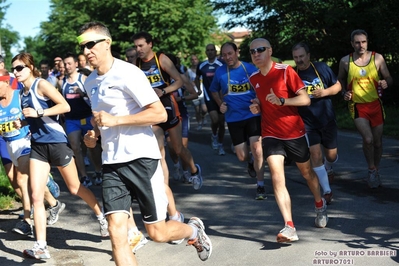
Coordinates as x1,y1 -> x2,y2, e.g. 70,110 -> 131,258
23,0 -> 218,66
0,0 -> 20,68
213,0 -> 399,68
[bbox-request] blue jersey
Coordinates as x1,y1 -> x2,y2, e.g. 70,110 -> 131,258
61,73 -> 92,120
296,62 -> 337,129
209,61 -> 259,123
20,78 -> 68,143
197,59 -> 224,101
0,89 -> 30,142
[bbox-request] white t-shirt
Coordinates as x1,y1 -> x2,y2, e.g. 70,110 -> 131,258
85,58 -> 161,164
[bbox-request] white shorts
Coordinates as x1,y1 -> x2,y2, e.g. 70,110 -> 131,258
6,134 -> 31,167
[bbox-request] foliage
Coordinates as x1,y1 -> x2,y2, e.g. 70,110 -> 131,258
213,0 -> 399,104
0,164 -> 15,210
21,0 -> 218,67
0,0 -> 21,68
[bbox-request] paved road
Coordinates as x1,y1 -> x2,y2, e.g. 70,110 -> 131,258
1,114 -> 398,266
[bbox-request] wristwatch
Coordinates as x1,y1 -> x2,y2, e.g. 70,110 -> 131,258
37,108 -> 44,117
279,98 -> 285,106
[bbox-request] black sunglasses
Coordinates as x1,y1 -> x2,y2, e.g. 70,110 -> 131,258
249,46 -> 269,55
80,39 -> 106,52
11,65 -> 27,72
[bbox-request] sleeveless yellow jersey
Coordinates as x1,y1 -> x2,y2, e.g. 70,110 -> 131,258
347,51 -> 379,103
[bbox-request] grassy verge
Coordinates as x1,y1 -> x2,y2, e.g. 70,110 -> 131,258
0,163 -> 16,210
333,97 -> 399,138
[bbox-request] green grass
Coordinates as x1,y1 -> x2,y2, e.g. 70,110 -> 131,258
0,163 -> 16,210
333,99 -> 399,138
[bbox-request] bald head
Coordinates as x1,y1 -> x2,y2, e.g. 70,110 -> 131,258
250,38 -> 271,49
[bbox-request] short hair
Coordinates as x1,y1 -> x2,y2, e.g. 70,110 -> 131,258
78,21 -> 112,39
39,59 -> 50,67
132,32 -> 153,44
221,42 -> 238,52
350,29 -> 368,42
125,47 -> 137,54
64,52 -> 78,62
292,42 -> 310,53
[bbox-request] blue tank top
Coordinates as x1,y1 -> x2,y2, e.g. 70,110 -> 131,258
0,89 -> 30,142
20,78 -> 68,143
61,73 -> 92,119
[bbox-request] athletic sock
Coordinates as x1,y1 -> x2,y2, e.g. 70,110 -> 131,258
315,199 -> 324,208
169,212 -> 180,221
188,223 -> 198,240
324,154 -> 338,170
313,165 -> 331,194
36,240 -> 47,249
286,221 -> 295,228
96,213 -> 105,220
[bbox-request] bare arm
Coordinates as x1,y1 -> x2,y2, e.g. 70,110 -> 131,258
22,79 -> 70,118
375,53 -> 393,89
92,100 -> 167,128
337,56 -> 349,92
266,88 -> 310,106
312,81 -> 342,98
158,54 -> 183,95
177,72 -> 198,101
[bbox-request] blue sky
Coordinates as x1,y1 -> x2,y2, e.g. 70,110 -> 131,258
4,0 -> 50,39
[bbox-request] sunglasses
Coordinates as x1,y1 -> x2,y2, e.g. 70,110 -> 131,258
80,39 -> 106,52
249,46 -> 269,55
11,65 -> 27,72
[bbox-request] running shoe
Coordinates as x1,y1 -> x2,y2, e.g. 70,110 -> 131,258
277,225 -> 299,243
191,164 -> 203,190
247,162 -> 256,178
367,169 -> 381,189
12,220 -> 33,238
173,163 -> 181,181
170,212 -> 185,244
99,217 -> 109,237
23,242 -> 50,259
211,135 -> 218,150
93,171 -> 103,186
218,144 -> 225,156
47,200 -> 66,225
315,198 -> 328,228
323,191 -> 333,205
46,173 -> 60,198
255,185 -> 266,200
128,231 -> 149,253
326,167 -> 335,183
81,176 -> 92,187
182,171 -> 192,184
187,217 -> 212,261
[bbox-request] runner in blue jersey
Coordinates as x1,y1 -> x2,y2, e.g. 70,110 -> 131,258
11,53 -> 108,260
209,42 -> 265,199
195,44 -> 226,154
61,52 -> 102,187
292,42 -> 342,204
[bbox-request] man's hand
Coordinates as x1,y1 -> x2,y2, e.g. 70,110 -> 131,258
249,98 -> 261,114
93,110 -> 116,127
266,88 -> 281,105
84,130 -> 98,148
220,102 -> 227,113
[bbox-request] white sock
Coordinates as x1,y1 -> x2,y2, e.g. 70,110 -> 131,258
188,224 -> 198,240
36,240 -> 47,248
313,165 -> 331,194
169,212 -> 180,221
324,155 -> 338,170
96,214 -> 105,220
128,226 -> 139,237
